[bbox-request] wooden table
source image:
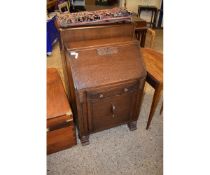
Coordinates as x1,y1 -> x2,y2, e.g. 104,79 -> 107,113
141,48 -> 163,129
138,5 -> 158,28
47,0 -> 57,10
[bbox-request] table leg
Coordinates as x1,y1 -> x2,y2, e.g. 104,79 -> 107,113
160,102 -> 163,114
138,8 -> 141,17
150,11 -> 154,28
146,84 -> 162,129
153,10 -> 158,28
140,30 -> 147,47
135,31 -> 140,40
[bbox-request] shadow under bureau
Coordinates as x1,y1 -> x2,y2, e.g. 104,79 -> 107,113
58,23 -> 146,145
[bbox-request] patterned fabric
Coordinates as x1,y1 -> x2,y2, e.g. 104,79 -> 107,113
56,7 -> 131,28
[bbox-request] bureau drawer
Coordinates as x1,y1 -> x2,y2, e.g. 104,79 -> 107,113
86,85 -> 138,132
86,81 -> 139,100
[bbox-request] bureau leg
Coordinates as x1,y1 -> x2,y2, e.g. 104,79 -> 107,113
80,135 -> 90,146
128,121 -> 137,131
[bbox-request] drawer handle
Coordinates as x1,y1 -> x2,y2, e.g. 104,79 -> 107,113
111,104 -> 116,118
124,88 -> 128,92
99,94 -> 104,98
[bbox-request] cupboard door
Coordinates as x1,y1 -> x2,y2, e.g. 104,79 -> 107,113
87,87 -> 138,132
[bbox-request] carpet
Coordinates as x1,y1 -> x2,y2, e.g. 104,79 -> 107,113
47,83 -> 163,175
47,29 -> 163,175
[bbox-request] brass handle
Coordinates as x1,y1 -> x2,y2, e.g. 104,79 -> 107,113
66,119 -> 72,123
111,104 -> 116,118
47,128 -> 50,132
124,88 -> 128,92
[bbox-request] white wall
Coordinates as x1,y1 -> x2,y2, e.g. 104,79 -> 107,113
120,0 -> 162,22
120,0 -> 161,13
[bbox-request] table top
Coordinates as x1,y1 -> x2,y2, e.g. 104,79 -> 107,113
141,48 -> 163,83
47,68 -> 72,119
138,5 -> 158,10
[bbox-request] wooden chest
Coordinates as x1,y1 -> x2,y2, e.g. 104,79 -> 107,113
47,68 -> 77,154
58,23 -> 146,145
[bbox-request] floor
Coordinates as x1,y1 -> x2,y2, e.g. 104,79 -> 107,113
47,26 -> 163,174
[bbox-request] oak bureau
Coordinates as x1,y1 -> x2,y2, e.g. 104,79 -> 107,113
57,22 -> 146,145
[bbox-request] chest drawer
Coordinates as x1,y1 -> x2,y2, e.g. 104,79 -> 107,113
47,125 -> 76,154
86,81 -> 139,132
47,114 -> 73,132
86,81 -> 139,100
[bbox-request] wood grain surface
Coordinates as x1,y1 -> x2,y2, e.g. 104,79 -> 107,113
47,126 -> 76,154
141,48 -> 163,129
66,41 -> 146,90
58,23 -> 146,145
47,68 -> 72,119
47,68 -> 76,154
141,48 -> 163,83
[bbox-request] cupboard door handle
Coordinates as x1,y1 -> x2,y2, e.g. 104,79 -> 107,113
124,88 -> 128,92
99,94 -> 104,98
111,104 -> 116,118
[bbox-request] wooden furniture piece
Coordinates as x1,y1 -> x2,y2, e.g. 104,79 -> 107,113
86,0 -> 95,5
95,0 -> 118,6
47,0 -> 57,10
157,0 -> 163,28
132,16 -> 155,48
47,68 -> 77,154
57,23 -> 146,145
58,1 -> 70,13
138,5 -> 158,28
132,16 -> 147,47
146,28 -> 156,48
141,48 -> 163,129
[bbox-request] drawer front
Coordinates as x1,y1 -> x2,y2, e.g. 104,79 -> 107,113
87,88 -> 137,132
87,81 -> 138,100
47,125 -> 76,154
47,115 -> 73,132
